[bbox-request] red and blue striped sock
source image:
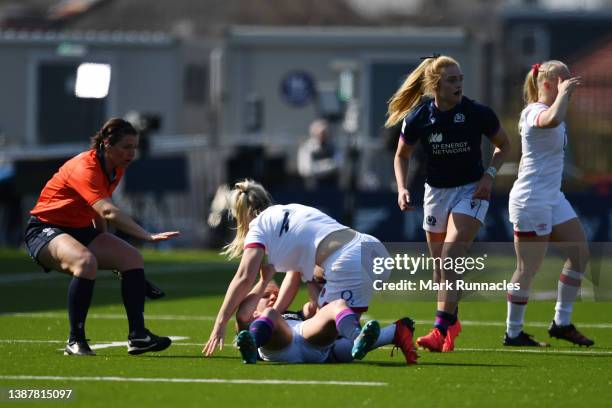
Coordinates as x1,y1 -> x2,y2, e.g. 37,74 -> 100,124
507,288 -> 529,338
555,268 -> 583,326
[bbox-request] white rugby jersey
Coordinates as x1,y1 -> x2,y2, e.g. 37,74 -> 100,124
510,102 -> 567,205
243,204 -> 347,281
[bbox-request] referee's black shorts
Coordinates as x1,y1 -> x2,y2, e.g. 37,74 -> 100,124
24,216 -> 101,272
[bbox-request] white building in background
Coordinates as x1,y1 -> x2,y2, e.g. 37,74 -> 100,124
345,0 -> 423,17
0,30 -> 181,148
0,25 -> 489,244
215,26 -> 486,144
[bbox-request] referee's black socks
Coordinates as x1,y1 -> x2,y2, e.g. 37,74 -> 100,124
67,276 -> 95,342
121,268 -> 146,335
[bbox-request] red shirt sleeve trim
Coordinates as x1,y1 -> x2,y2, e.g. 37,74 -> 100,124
535,110 -> 544,128
244,242 -> 265,250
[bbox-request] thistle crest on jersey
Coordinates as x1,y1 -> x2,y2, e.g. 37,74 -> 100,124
398,96 -> 501,188
429,133 -> 443,143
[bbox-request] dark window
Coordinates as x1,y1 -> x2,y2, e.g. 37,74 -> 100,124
369,62 -> 417,138
521,34 -> 536,55
183,64 -> 207,104
37,62 -> 106,144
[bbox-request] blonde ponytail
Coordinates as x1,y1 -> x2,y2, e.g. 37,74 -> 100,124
523,60 -> 570,105
222,179 -> 273,259
523,65 -> 540,105
385,55 -> 460,127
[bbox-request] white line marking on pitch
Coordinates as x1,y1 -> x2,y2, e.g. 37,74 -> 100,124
3,339 -> 612,356
0,263 -> 226,284
0,375 -> 387,387
0,337 -> 190,350
87,336 -> 189,350
0,273 -> 60,284
3,312 -> 611,329
2,312 -> 216,321
455,347 -> 612,355
54,336 -> 189,351
384,319 -> 612,329
372,345 -> 612,355
0,339 -> 235,348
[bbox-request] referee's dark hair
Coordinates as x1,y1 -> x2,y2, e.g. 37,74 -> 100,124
90,118 -> 138,149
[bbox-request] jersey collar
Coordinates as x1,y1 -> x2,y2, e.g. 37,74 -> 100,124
428,97 -> 464,123
95,147 -> 117,184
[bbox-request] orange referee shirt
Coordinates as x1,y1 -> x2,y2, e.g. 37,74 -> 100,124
30,149 -> 124,228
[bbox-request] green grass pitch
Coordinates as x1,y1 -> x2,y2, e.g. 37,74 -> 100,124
0,248 -> 611,407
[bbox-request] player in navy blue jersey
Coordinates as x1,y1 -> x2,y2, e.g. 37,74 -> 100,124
388,54 -> 511,352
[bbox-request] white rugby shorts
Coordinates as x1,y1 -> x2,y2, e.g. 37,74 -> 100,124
258,319 -> 331,363
509,192 -> 577,236
317,232 -> 391,312
422,181 -> 489,233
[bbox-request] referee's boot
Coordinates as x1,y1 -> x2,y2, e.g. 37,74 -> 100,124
113,271 -> 166,300
145,279 -> 166,300
127,329 -> 172,355
64,339 -> 96,356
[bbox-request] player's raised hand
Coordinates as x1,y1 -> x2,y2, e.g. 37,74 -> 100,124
558,75 -> 581,96
398,188 -> 413,211
148,231 -> 180,241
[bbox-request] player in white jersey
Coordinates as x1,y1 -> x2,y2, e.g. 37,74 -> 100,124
202,179 -> 417,364
505,60 -> 593,347
232,265 -> 417,364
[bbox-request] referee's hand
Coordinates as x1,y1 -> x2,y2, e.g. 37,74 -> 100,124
148,231 -> 180,241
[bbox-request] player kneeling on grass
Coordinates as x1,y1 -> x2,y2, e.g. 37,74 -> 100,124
24,118 -> 178,356
202,179 -> 417,364
234,265 -> 417,364
505,60 -> 593,347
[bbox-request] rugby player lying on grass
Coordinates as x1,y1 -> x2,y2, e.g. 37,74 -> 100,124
233,265 -> 417,364
201,179 -> 417,364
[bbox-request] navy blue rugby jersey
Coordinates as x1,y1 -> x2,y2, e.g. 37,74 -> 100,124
400,96 -> 500,188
